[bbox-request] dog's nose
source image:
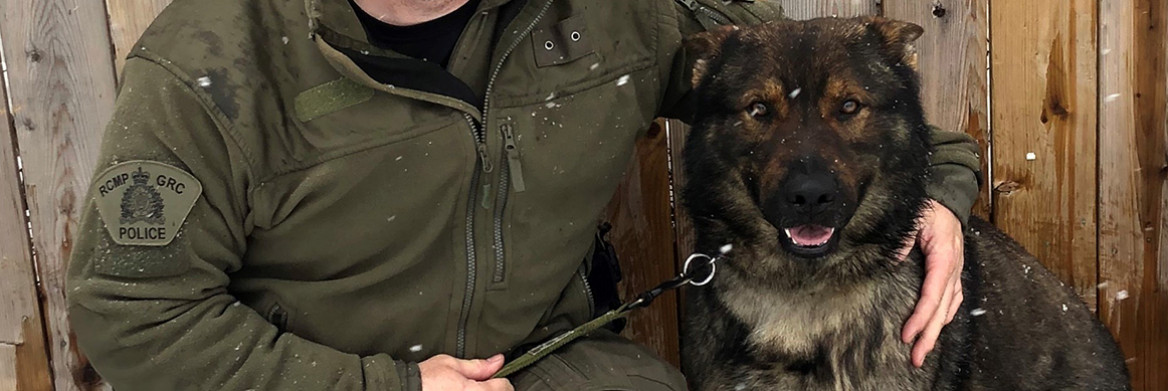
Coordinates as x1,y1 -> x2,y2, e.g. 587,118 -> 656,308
784,172 -> 838,214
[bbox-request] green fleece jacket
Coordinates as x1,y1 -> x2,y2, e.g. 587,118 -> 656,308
67,0 -> 981,389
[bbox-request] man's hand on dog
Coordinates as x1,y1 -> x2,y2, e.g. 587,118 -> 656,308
898,199 -> 965,368
419,354 -> 514,391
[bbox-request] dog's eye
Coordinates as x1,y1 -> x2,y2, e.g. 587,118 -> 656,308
748,102 -> 769,118
840,100 -> 861,115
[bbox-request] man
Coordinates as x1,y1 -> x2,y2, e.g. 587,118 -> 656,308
67,0 -> 980,389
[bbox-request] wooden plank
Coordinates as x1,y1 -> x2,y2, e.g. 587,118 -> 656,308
1097,0 -> 1168,389
665,119 -> 695,324
989,0 -> 1098,308
105,0 -> 172,77
604,119 -> 681,366
1,55 -> 54,391
0,0 -> 118,389
775,0 -> 880,20
884,0 -> 991,219
667,120 -> 695,263
1,344 -> 18,391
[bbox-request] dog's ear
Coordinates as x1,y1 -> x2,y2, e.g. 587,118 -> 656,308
683,25 -> 738,88
864,17 -> 924,70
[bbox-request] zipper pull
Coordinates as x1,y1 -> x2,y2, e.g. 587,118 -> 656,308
481,183 -> 493,209
501,124 -> 526,192
477,142 -> 494,173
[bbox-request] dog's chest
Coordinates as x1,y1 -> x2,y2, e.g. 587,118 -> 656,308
715,284 -> 932,390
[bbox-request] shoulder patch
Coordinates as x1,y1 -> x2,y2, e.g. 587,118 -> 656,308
92,161 -> 202,246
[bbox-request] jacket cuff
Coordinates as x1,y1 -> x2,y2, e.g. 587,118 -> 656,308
362,355 -> 420,391
926,163 -> 979,226
398,361 -> 422,391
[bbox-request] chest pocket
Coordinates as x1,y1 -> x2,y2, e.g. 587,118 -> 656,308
532,15 -> 594,67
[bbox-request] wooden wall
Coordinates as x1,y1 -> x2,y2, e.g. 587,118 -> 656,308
0,0 -> 1163,389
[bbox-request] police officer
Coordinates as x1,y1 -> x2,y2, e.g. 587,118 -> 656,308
68,0 -> 980,389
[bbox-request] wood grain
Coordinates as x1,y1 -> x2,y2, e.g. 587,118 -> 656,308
775,0 -> 880,20
667,120 -> 695,262
884,0 -> 991,219
0,0 -> 117,388
1,59 -> 53,391
989,0 -> 1099,308
1,344 -> 17,391
104,0 -> 172,77
604,119 -> 681,365
1097,0 -> 1168,389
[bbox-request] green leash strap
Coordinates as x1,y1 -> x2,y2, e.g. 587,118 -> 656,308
493,302 -> 638,378
491,249 -> 727,379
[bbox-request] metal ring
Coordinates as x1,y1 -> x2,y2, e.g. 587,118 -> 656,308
683,253 -> 717,286
570,31 -> 581,41
544,40 -> 555,50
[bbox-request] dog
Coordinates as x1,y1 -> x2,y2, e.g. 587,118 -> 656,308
678,17 -> 1130,390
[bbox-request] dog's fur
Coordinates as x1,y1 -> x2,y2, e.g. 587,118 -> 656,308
679,17 -> 1130,390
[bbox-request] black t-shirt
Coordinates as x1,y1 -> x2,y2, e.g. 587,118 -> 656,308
349,0 -> 481,67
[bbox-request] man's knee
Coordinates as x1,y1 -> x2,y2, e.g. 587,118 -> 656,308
508,331 -> 687,390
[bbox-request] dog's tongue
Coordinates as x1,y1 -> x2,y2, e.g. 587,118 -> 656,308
786,225 -> 835,247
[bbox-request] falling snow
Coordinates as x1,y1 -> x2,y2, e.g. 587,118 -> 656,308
1025,152 -> 1036,161
788,88 -> 802,99
719,244 -> 733,254
282,36 -> 290,45
409,344 -> 423,352
616,75 -> 630,86
589,63 -> 600,71
196,76 -> 212,87
1105,93 -> 1122,103
970,308 -> 987,316
1116,290 -> 1129,301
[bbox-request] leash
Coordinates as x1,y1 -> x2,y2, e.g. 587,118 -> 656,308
492,246 -> 731,378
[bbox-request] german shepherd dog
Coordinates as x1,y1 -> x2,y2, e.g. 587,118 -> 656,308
679,17 -> 1130,390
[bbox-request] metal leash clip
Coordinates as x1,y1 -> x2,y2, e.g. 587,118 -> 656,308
682,253 -> 717,286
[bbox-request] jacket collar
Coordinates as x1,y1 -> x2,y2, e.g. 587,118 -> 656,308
305,0 -> 514,44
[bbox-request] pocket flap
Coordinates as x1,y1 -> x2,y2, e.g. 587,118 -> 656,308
532,15 -> 594,67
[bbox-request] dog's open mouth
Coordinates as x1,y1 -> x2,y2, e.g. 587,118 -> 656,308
781,224 -> 837,256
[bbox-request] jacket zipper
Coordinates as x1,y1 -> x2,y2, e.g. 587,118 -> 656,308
458,113 -> 487,358
491,148 -> 511,283
697,6 -> 731,25
456,0 -> 553,357
492,123 -> 526,283
675,0 -> 732,25
577,267 -> 595,316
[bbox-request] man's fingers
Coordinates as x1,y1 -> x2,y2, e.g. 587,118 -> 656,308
453,355 -> 505,381
478,378 -> 515,391
945,280 -> 963,324
902,259 -> 949,344
911,283 -> 953,367
895,231 -> 918,262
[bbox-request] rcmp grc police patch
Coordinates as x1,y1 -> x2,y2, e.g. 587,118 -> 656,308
92,161 -> 202,246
